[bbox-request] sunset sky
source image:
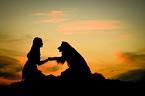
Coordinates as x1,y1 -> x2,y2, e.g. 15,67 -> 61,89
0,0 -> 145,85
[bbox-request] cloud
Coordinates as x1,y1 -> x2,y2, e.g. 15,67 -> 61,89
56,20 -> 127,35
33,10 -> 129,35
0,48 -> 24,57
43,66 -> 60,73
33,10 -> 69,23
108,34 -> 134,43
113,50 -> 145,63
38,61 -> 62,74
33,13 -> 46,16
34,18 -> 69,24
51,11 -> 64,14
0,55 -> 23,80
113,49 -> 145,81
0,71 -> 21,80
0,48 -> 25,84
116,69 -> 145,82
33,11 -> 64,17
114,52 -> 132,62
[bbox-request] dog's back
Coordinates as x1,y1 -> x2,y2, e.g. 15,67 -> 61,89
61,43 -> 91,76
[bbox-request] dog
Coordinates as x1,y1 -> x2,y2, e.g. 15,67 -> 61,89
49,41 -> 91,79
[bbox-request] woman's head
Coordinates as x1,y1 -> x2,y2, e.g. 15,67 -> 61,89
27,37 -> 42,58
33,37 -> 43,48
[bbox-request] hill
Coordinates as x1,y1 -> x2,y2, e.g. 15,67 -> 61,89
2,72 -> 145,91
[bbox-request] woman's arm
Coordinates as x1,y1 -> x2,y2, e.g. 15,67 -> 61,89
37,58 -> 49,65
38,57 -> 65,65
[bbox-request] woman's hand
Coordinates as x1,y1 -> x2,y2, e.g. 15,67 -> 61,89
48,57 -> 54,61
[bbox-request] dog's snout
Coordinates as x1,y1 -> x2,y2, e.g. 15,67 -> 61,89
58,46 -> 61,49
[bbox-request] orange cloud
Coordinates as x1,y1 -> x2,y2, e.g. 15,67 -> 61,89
33,13 -> 46,16
33,11 -> 69,23
113,52 -> 132,62
54,18 -> 69,23
56,20 -> 127,35
0,55 -> 23,85
107,34 -> 134,43
16,56 -> 27,66
61,31 -> 110,35
51,11 -> 63,14
34,18 -> 68,23
33,11 -> 64,16
113,51 -> 145,64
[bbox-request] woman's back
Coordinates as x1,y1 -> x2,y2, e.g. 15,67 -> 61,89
22,50 -> 40,80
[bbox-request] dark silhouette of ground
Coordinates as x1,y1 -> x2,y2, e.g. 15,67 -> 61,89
2,72 -> 145,91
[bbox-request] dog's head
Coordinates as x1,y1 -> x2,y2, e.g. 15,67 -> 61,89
58,41 -> 72,52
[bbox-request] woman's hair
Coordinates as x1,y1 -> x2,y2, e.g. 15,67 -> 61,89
33,37 -> 42,47
27,37 -> 42,58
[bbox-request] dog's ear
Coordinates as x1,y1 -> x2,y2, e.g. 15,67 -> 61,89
61,41 -> 68,46
61,41 -> 72,49
61,41 -> 67,46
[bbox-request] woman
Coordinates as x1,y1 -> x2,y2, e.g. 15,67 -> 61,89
22,37 -> 49,81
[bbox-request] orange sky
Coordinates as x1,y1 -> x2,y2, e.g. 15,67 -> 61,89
0,0 -> 145,85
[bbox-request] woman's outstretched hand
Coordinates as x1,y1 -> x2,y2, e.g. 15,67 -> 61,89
48,57 -> 54,61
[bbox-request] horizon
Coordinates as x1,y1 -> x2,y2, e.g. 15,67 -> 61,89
0,0 -> 145,85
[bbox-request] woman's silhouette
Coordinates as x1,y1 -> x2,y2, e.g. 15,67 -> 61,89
22,37 -> 49,81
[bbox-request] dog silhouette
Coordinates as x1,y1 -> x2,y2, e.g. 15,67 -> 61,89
49,41 -> 91,79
